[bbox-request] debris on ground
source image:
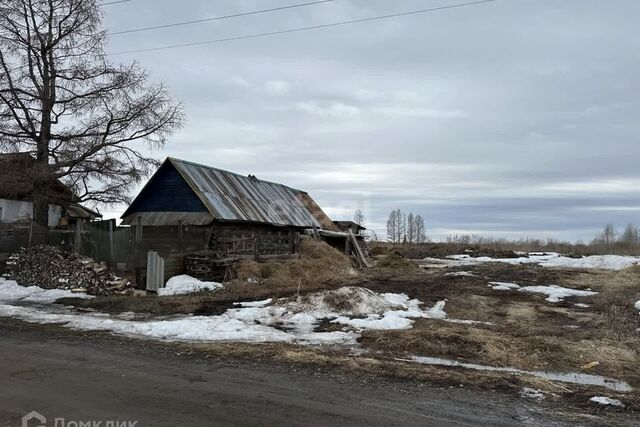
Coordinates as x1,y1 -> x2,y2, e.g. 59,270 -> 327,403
581,361 -> 600,370
157,275 -> 223,296
520,388 -> 545,400
589,396 -> 625,408
6,245 -> 133,296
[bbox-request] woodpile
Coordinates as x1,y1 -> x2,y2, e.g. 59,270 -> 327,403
6,245 -> 134,296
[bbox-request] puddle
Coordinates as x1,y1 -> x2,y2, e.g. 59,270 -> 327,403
403,356 -> 632,392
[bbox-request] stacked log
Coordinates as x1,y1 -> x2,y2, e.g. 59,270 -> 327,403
5,245 -> 133,296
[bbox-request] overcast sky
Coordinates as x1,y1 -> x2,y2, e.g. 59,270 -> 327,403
102,0 -> 640,242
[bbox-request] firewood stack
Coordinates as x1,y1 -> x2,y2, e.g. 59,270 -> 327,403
5,245 -> 133,296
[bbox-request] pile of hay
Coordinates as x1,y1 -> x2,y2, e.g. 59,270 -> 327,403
376,251 -> 419,271
233,239 -> 354,287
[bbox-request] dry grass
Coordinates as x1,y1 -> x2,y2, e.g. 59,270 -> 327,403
233,239 -> 354,287
63,239 -> 357,316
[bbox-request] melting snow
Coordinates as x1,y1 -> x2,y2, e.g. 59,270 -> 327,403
488,281 -> 521,291
589,396 -> 625,407
406,356 -> 632,392
0,279 -> 92,304
519,285 -> 597,303
427,253 -> 640,271
486,280 -> 597,303
0,283 -> 469,345
235,299 -> 273,308
157,275 -> 223,296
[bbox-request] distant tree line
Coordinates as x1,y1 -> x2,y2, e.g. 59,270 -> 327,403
591,223 -> 640,252
386,209 -> 427,244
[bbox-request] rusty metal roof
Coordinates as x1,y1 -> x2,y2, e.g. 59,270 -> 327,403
169,158 -> 322,228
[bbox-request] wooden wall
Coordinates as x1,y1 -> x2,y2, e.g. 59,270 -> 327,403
209,222 -> 299,258
136,224 -> 210,257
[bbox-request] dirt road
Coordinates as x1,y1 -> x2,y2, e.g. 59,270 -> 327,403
0,319 -> 572,427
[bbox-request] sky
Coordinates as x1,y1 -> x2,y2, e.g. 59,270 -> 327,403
101,0 -> 640,242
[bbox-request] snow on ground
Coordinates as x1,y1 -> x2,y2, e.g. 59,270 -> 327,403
406,356 -> 632,392
157,275 -> 223,296
0,283 -> 473,345
635,300 -> 640,312
425,253 -> 640,271
0,279 -> 93,304
589,396 -> 625,407
488,281 -> 521,291
486,280 -> 597,303
519,285 -> 597,303
235,299 -> 273,308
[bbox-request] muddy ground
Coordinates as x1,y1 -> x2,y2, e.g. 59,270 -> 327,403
52,257 -> 640,424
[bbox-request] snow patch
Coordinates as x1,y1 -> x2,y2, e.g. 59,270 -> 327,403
635,300 -> 640,312
488,281 -> 521,291
0,280 -> 93,304
428,253 -> 640,271
157,275 -> 223,296
486,281 -> 597,303
406,356 -> 632,392
235,299 -> 273,308
589,396 -> 625,407
519,285 -> 597,303
0,286 -> 461,345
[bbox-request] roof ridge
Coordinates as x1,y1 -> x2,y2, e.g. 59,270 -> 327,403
167,157 -> 307,194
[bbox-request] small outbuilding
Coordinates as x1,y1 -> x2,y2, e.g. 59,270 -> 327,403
122,157 -> 338,266
0,153 -> 102,227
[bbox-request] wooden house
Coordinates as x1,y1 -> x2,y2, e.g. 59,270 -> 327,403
121,158 -> 339,278
0,153 -> 101,227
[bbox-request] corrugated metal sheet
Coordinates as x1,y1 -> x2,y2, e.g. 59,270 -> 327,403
121,211 -> 214,226
170,159 -> 321,228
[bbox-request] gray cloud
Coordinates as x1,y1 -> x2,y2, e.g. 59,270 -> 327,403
103,0 -> 640,241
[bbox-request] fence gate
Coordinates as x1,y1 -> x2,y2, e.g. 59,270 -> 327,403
146,251 -> 165,292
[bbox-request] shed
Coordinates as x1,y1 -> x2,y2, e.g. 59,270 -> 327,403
122,158 -> 338,266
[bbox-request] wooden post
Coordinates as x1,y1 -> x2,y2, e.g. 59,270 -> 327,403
108,219 -> 114,266
74,221 -> 81,253
27,218 -> 33,248
135,215 -> 143,242
344,234 -> 351,255
178,219 -> 184,252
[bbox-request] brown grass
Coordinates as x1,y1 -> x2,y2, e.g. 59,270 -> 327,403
233,239 -> 354,287
62,239 -> 357,316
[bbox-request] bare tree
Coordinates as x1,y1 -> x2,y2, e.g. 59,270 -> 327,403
620,223 -> 639,248
386,209 -> 399,243
592,224 -> 617,251
406,212 -> 416,243
399,210 -> 406,244
415,214 -> 427,243
0,0 -> 183,228
353,209 -> 365,227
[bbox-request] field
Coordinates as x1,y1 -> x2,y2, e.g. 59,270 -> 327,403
6,241 -> 640,424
